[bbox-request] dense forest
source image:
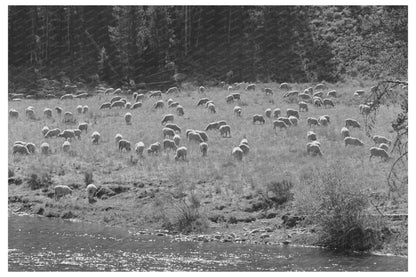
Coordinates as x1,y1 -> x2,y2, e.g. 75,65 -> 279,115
9,6 -> 407,90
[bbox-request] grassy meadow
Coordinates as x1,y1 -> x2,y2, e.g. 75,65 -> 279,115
8,80 -> 407,254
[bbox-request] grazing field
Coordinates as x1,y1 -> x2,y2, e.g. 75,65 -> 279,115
8,80 -> 407,255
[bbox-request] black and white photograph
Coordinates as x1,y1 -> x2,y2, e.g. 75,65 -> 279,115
6,3 -> 409,272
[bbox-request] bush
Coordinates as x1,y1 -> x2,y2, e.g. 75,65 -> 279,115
26,171 -> 52,190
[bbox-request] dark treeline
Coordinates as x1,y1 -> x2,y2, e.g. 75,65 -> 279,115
9,6 -> 407,89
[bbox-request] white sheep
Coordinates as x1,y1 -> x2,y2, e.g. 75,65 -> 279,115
44,128 -> 61,138
161,114 -> 174,125
359,104 -> 371,115
369,147 -> 389,161
286,109 -> 299,119
288,116 -> 298,126
153,100 -> 164,109
188,132 -> 204,143
24,142 -> 36,154
105,88 -> 114,94
40,142 -> 51,154
327,90 -> 337,97
372,135 -> 392,145
135,142 -> 145,156
280,82 -> 290,90
149,90 -> 162,98
273,120 -> 288,130
219,125 -> 231,137
43,108 -> 53,118
207,103 -> 216,113
12,144 -> 30,155
148,142 -> 161,155
298,93 -> 312,102
315,83 -> 326,91
225,94 -> 234,103
111,101 -> 125,109
323,98 -> 335,108
253,114 -> 265,124
131,102 -> 143,109
91,131 -> 101,144
166,87 -> 179,94
124,112 -> 132,125
344,136 -> 364,147
165,123 -> 181,133
195,131 -> 209,142
306,141 -> 322,156
25,107 -> 35,119
277,117 -> 291,126
232,93 -> 241,100
322,114 -> 330,123
114,134 -> 123,145
167,98 -> 174,106
272,108 -> 281,119
239,143 -> 250,155
60,94 -> 74,100
283,91 -> 299,98
163,127 -> 175,139
298,101 -> 309,112
199,142 -> 208,156
82,105 -> 89,114
125,102 -> 132,109
118,139 -> 132,152
100,102 -> 111,110
313,91 -> 324,98
345,118 -> 361,129
379,143 -> 389,151
318,116 -> 329,126
264,88 -> 273,95
78,122 -> 88,133
173,134 -> 181,146
113,88 -> 122,94
76,105 -> 83,114
135,93 -> 144,101
234,106 -> 242,117
307,117 -> 320,127
63,111 -> 74,123
240,138 -> 249,146
265,108 -> 272,118
9,109 -> 19,118
246,84 -> 256,91
313,98 -> 323,107
62,140 -> 71,152
174,146 -> 187,161
169,102 -> 180,108
58,129 -> 76,140
197,98 -> 210,106
73,129 -> 82,140
340,127 -> 350,139
86,184 -> 97,201
163,139 -> 177,151
54,185 -> 73,200
176,105 -> 185,116
199,86 -> 206,93
205,122 -> 220,131
42,126 -> 50,136
110,96 -> 122,103
307,131 -> 317,141
231,147 -> 244,161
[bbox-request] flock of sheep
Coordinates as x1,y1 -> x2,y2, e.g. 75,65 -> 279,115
9,81 -> 395,200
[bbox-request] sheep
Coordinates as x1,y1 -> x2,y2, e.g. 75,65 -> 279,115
313,91 -> 324,98
205,122 -> 220,131
43,108 -> 53,118
306,141 -> 322,156
148,142 -> 161,155
226,95 -> 234,103
165,123 -> 181,133
232,147 -> 244,161
298,93 -> 312,102
91,131 -> 101,144
318,116 -> 329,126
63,111 -> 74,123
188,132 -> 204,143
131,102 -> 143,109
161,114 -> 174,125
379,143 -> 389,152
76,105 -> 83,114
60,94 -> 74,100
78,122 -> 88,132
24,142 -> 36,154
13,141 -> 26,146
133,92 -> 138,100
340,127 -> 350,139
42,126 -> 50,136
345,118 -> 361,129
110,96 -> 122,103
58,129 -> 76,141
321,114 -> 330,123
167,98 -> 174,106
272,108 -> 281,119
286,109 -> 299,119
344,136 -> 364,147
135,93 -> 144,102
115,134 -> 123,145
277,117 -> 291,126
169,102 -> 180,108
253,114 -> 265,125
323,98 -> 335,108
307,131 -> 317,141
172,134 -> 181,146
232,93 -> 241,100
234,106 -> 242,117
327,90 -> 337,97
166,87 -> 179,94
163,127 -> 176,139
307,117 -> 320,127
195,130 -> 209,142
246,84 -> 256,91
113,88 -> 122,94
86,184 -> 97,201
185,129 -> 194,138
265,108 -> 272,118
369,147 -> 389,161
227,85 -> 233,92
197,98 -> 210,106
280,82 -> 290,90
197,142 -> 208,157
62,141 -> 71,152
73,129 -> 82,140
315,83 -> 326,91
240,138 -> 249,146
264,88 -> 273,95
82,105 -> 89,114
199,86 -> 206,93
207,103 -> 216,113
163,139 -> 177,151
359,104 -> 371,115
111,100 -> 125,109
40,142 -> 51,154
283,91 -> 299,98
149,90 -> 162,98
118,139 -> 132,152
44,128 -> 61,138
205,100 -> 215,107
273,120 -> 288,130
288,116 -> 298,126
313,98 -> 323,107
219,125 -> 231,138
105,88 -> 114,94
372,135 -> 392,146
12,144 -> 30,155
153,100 -> 164,109
174,146 -> 188,161
9,109 -> 19,118
100,102 -> 112,110
218,120 -> 227,127
54,185 -> 73,200
298,101 -> 309,112
239,143 -> 250,155
135,142 -> 145,156
125,102 -> 132,109
25,107 -> 35,119
355,90 -> 365,96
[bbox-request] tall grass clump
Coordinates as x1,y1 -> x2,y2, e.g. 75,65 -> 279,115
295,161 -> 381,251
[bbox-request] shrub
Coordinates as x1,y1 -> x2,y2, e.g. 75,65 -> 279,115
26,171 -> 52,190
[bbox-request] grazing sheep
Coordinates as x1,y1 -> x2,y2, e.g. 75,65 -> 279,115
174,105 -> 184,117
188,132 -> 204,143
379,143 -> 389,151
227,85 -> 233,92
246,84 -> 256,91
113,88 -> 122,94
133,92 -> 138,100
114,134 -> 123,145
173,134 -> 181,146
280,82 -> 290,90
372,135 -> 392,145
63,111 -> 74,123
217,120 -> 227,127
199,142 -> 208,156
82,105 -> 89,114
345,118 -> 361,129
135,142 -> 145,156
167,98 -> 174,106
232,147 -> 244,161
265,108 -> 272,118
169,101 -> 180,108
307,117 -> 320,127
105,88 -> 114,94
327,90 -> 337,97
298,93 -> 312,102
313,98 -> 323,107
110,96 -> 122,103
161,114 -> 174,125
131,102 -> 143,109
323,98 -> 335,108
344,136 -> 364,147
197,98 -> 210,106
174,146 -> 187,161
219,125 -> 231,138
163,139 -> 177,151
12,144 -> 30,155
44,128 -> 61,138
60,94 -> 74,100
118,139 -> 132,152
40,142 -> 51,154
111,100 -> 125,109
315,83 -> 326,91
163,127 -> 175,139
149,90 -> 162,98
318,116 -> 329,126
369,147 -> 389,161
283,91 -> 299,98
100,102 -> 112,110
234,106 -> 242,117
135,93 -> 144,102
153,100 -> 164,109
86,184 -> 97,200
288,116 -> 298,126
313,91 -> 324,98
75,92 -> 89,99
78,122 -> 88,132
73,129 -> 82,140
286,109 -> 299,119
273,120 -> 288,130
62,141 -> 71,152
322,114 -> 330,123
272,108 -> 281,119
206,103 -> 216,113
240,138 -> 249,146
232,93 -> 241,100
277,117 -> 291,126
9,109 -> 19,118
355,90 -> 365,96
166,87 -> 179,94
165,123 -> 181,133
14,141 -> 26,146
253,114 -> 265,125
226,95 -> 234,103
199,86 -> 206,93
42,126 -> 50,136
122,112 -> 131,125
148,142 -> 161,155
125,102 -> 132,109
185,129 -> 194,139
359,104 -> 371,115
205,100 -> 214,107
306,142 -> 322,156
239,143 -> 250,155
195,131 -> 209,142
76,105 -> 83,114
44,108 -> 53,118
264,88 -> 273,95
340,127 -> 350,139
25,107 -> 35,119
25,142 -> 36,154
58,129 -> 76,140
307,131 -> 317,141
206,122 -> 220,131
54,185 -> 73,200
91,131 -> 101,144
298,101 -> 308,112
